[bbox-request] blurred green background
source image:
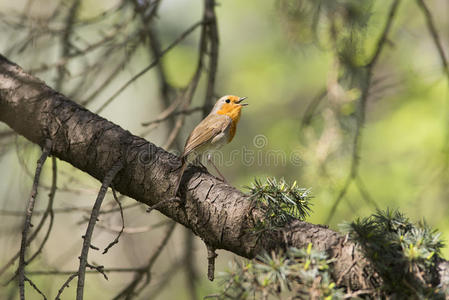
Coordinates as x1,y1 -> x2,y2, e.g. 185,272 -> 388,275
0,0 -> 448,298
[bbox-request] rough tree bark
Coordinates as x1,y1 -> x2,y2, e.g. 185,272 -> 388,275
1,54 -> 448,293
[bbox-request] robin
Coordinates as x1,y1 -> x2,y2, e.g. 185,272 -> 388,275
175,95 -> 248,194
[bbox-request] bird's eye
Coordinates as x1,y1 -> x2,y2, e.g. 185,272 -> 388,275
225,99 -> 231,103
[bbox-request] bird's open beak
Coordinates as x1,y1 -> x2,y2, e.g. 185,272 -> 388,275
237,96 -> 248,106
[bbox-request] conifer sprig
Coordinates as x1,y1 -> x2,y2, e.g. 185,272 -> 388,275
246,178 -> 312,229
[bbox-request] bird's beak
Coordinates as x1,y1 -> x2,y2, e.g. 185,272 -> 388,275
237,96 -> 248,106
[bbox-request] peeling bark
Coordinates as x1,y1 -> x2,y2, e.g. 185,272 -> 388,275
1,54 -> 447,293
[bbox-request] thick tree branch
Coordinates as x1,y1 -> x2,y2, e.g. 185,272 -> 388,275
1,54 -> 448,293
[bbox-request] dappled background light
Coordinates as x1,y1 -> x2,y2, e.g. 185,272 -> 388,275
0,0 -> 448,298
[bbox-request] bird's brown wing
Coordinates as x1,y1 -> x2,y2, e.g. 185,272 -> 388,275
182,113 -> 231,158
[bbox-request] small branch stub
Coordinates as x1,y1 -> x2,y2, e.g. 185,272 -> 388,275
207,245 -> 218,281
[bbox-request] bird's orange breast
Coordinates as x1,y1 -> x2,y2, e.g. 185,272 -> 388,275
216,104 -> 242,142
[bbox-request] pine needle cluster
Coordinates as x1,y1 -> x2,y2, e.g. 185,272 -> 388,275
246,178 -> 312,230
211,245 -> 343,300
343,209 -> 445,298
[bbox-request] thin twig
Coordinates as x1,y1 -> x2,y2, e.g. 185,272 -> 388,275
95,20 -> 203,114
76,162 -> 123,300
86,263 -> 108,280
415,0 -> 448,78
25,276 -> 47,300
162,67 -> 203,150
300,88 -> 328,130
0,156 -> 57,277
55,273 -> 78,300
30,21 -> 131,74
27,268 -> 145,275
145,260 -> 185,300
141,106 -> 204,127
79,37 -> 141,106
146,24 -> 178,133
27,156 -> 57,263
97,219 -> 170,235
55,0 -> 80,91
18,139 -> 52,300
102,188 -> 124,254
206,244 -> 217,281
133,0 -> 173,108
112,221 -> 176,300
415,0 -> 449,167
0,202 -> 139,217
163,8 -> 210,150
355,175 -> 379,210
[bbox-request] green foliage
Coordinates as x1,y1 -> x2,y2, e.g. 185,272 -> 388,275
343,209 -> 445,299
212,209 -> 447,299
247,178 -> 312,230
211,245 -> 343,300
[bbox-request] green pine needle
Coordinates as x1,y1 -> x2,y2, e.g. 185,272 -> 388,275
341,209 -> 445,298
211,246 -> 343,300
246,177 -> 312,229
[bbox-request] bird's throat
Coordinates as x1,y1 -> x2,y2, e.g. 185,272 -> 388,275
217,105 -> 242,124
217,105 -> 242,142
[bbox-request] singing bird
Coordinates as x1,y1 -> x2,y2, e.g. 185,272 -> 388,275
175,95 -> 248,194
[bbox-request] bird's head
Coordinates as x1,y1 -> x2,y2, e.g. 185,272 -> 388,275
212,95 -> 248,120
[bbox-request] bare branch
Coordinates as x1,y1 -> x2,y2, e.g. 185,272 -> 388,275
415,0 -> 449,79
133,0 -> 173,107
112,221 -> 176,299
55,273 -> 78,300
76,162 -> 123,300
0,203 -> 140,217
79,37 -> 141,106
95,20 -> 203,114
28,268 -> 145,276
145,260 -> 185,299
18,138 -> 52,300
55,0 -> 80,91
300,88 -> 327,130
141,106 -> 204,127
102,188 -> 124,254
206,244 -> 217,281
162,21 -> 211,149
24,276 -> 47,300
0,155 -> 57,277
97,219 -> 170,234
86,263 -> 108,280
27,156 -> 57,263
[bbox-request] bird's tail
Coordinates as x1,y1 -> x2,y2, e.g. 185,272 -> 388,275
174,159 -> 188,196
